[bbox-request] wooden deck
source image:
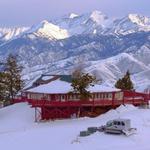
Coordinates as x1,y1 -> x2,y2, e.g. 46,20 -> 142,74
13,91 -> 150,121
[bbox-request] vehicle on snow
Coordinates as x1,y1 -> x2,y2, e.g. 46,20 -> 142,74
79,119 -> 137,137
100,119 -> 137,136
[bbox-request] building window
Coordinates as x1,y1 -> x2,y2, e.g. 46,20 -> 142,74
101,94 -> 103,99
76,94 -> 79,100
92,94 -> 95,99
68,94 -> 73,100
61,95 -> 65,99
108,93 -> 112,100
96,93 -> 98,99
103,94 -> 105,99
115,92 -> 123,100
61,95 -> 66,101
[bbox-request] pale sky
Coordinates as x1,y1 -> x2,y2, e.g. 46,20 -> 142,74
0,0 -> 149,27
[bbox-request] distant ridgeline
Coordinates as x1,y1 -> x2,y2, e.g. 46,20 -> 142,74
0,11 -> 150,91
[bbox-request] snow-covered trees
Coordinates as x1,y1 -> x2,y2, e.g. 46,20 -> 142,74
115,70 -> 134,90
0,54 -> 23,102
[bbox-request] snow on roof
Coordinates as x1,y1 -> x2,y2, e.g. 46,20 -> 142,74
42,75 -> 55,81
89,84 -> 120,93
27,79 -> 119,94
27,80 -> 72,94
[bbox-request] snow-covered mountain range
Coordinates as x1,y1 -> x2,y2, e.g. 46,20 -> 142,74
0,27 -> 29,41
0,10 -> 150,91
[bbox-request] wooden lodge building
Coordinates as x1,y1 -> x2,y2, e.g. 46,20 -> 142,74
26,75 -> 121,101
22,75 -> 150,121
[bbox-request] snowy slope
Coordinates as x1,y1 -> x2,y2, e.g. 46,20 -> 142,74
105,14 -> 150,35
0,103 -> 35,132
87,53 -> 149,78
132,45 -> 150,66
22,52 -> 150,91
132,69 -> 150,92
0,103 -> 150,150
0,27 -> 29,41
85,53 -> 150,91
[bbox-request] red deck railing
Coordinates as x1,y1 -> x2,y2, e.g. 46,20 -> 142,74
26,97 -> 149,108
13,91 -> 150,107
27,99 -> 94,107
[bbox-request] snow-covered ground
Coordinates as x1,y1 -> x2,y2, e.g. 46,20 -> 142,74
0,103 -> 150,150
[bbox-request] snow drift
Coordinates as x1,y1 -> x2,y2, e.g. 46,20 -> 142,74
0,103 -> 150,150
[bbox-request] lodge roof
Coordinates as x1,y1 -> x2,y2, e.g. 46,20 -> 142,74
26,74 -> 72,90
26,79 -> 120,94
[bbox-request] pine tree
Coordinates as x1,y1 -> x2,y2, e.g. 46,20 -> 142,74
71,72 -> 97,100
4,54 -> 24,100
115,78 -> 122,89
115,70 -> 134,90
0,72 -> 9,101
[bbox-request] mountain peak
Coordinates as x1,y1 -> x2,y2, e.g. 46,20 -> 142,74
90,10 -> 103,16
62,13 -> 79,19
27,20 -> 69,40
89,10 -> 108,24
69,13 -> 79,19
40,20 -> 50,25
128,14 -> 150,26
